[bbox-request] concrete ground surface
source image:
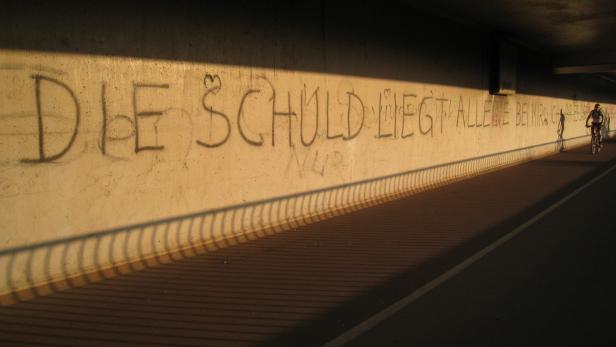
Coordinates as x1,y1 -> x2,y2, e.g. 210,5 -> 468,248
1,141 -> 616,346
348,146 -> 616,346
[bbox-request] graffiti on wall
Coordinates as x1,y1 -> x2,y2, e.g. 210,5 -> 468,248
2,69 -> 608,168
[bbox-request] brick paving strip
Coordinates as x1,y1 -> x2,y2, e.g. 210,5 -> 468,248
1,143 -> 616,346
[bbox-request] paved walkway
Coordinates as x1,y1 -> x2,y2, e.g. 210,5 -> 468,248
1,142 -> 616,346
349,146 -> 616,346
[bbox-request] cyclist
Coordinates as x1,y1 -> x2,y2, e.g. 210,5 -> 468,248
586,103 -> 604,149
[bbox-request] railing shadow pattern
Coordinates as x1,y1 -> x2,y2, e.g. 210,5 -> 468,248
0,134 -> 596,305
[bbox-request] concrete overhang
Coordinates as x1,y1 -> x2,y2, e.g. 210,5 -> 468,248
408,0 -> 616,80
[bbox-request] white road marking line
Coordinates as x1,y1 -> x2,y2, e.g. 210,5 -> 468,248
323,161 -> 616,347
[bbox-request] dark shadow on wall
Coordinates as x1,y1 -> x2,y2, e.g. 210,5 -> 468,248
0,134 -> 596,306
0,1 -> 485,89
1,0 -> 616,103
0,140 -> 614,346
602,114 -> 612,142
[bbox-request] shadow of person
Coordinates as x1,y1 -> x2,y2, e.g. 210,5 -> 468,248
557,109 -> 565,152
602,112 -> 611,143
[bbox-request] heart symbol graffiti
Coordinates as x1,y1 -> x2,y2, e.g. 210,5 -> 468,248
203,73 -> 222,93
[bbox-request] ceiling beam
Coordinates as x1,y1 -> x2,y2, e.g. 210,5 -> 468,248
553,64 -> 616,75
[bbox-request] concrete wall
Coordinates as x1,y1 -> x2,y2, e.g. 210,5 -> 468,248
1,1 -> 616,300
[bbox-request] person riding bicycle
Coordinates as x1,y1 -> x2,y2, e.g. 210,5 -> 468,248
586,103 -> 604,146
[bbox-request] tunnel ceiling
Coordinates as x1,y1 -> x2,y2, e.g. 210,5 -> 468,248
409,0 -> 616,79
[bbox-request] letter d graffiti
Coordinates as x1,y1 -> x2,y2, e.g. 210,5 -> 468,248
22,75 -> 80,163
